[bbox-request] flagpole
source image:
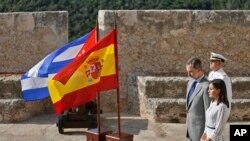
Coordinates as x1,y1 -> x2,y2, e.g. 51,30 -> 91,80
85,18 -> 113,141
116,89 -> 121,137
97,92 -> 101,133
96,19 -> 101,134
114,13 -> 122,137
105,11 -> 133,141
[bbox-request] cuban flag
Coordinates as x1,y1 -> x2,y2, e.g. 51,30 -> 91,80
21,30 -> 95,101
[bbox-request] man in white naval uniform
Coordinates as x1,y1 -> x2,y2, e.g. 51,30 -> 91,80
208,52 -> 232,107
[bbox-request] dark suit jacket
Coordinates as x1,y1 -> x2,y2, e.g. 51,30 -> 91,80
186,76 -> 210,141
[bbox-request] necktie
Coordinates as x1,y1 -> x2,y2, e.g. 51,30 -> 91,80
187,81 -> 197,104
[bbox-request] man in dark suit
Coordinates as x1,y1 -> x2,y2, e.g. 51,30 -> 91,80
185,58 -> 211,141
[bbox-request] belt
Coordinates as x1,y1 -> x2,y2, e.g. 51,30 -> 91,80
207,125 -> 215,129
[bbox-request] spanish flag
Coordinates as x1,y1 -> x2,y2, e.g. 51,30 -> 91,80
75,27 -> 97,59
48,29 -> 118,114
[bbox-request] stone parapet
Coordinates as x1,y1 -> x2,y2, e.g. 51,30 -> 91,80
99,10 -> 250,113
0,75 -> 53,122
0,11 -> 68,73
0,11 -> 67,122
127,72 -> 148,115
138,76 -> 190,98
137,76 -> 250,99
0,75 -> 22,99
232,77 -> 250,99
139,98 -> 250,123
0,98 -> 53,123
136,76 -> 250,123
2,10 -> 250,122
231,99 -> 250,121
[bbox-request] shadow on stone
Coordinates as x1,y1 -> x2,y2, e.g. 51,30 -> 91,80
101,113 -> 149,135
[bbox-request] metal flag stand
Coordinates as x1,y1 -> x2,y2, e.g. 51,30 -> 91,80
105,88 -> 133,141
85,92 -> 113,141
105,12 -> 133,141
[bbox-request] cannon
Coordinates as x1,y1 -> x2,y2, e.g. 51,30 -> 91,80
56,101 -> 99,134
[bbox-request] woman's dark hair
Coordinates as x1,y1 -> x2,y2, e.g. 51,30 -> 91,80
210,79 -> 229,108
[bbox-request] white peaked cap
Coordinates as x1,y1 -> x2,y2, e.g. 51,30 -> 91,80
210,52 -> 227,62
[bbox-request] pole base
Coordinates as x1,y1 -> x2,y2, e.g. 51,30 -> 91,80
85,128 -> 112,141
106,132 -> 133,141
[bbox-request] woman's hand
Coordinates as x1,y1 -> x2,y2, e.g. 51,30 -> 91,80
200,133 -> 207,141
205,138 -> 213,141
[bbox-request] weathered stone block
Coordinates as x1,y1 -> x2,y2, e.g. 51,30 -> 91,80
137,76 -> 190,99
140,98 -> 250,123
154,99 -> 186,123
232,77 -> 250,99
0,75 -> 22,99
0,11 -> 68,73
230,99 -> 250,121
0,11 -> 67,122
137,76 -> 250,122
99,10 -> 250,113
127,72 -> 147,115
0,99 -> 53,123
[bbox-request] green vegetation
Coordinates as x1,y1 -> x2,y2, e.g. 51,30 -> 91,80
1,0 -> 250,40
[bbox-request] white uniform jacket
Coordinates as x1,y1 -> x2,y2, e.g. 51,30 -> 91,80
208,68 -> 232,106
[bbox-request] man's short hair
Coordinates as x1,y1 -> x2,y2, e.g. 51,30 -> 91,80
186,57 -> 203,70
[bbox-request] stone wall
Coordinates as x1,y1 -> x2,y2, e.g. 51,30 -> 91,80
0,11 -> 68,73
1,10 -> 250,122
98,10 -> 250,112
0,11 -> 68,122
136,76 -> 250,123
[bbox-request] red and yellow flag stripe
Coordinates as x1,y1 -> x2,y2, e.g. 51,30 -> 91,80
48,29 -> 118,114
